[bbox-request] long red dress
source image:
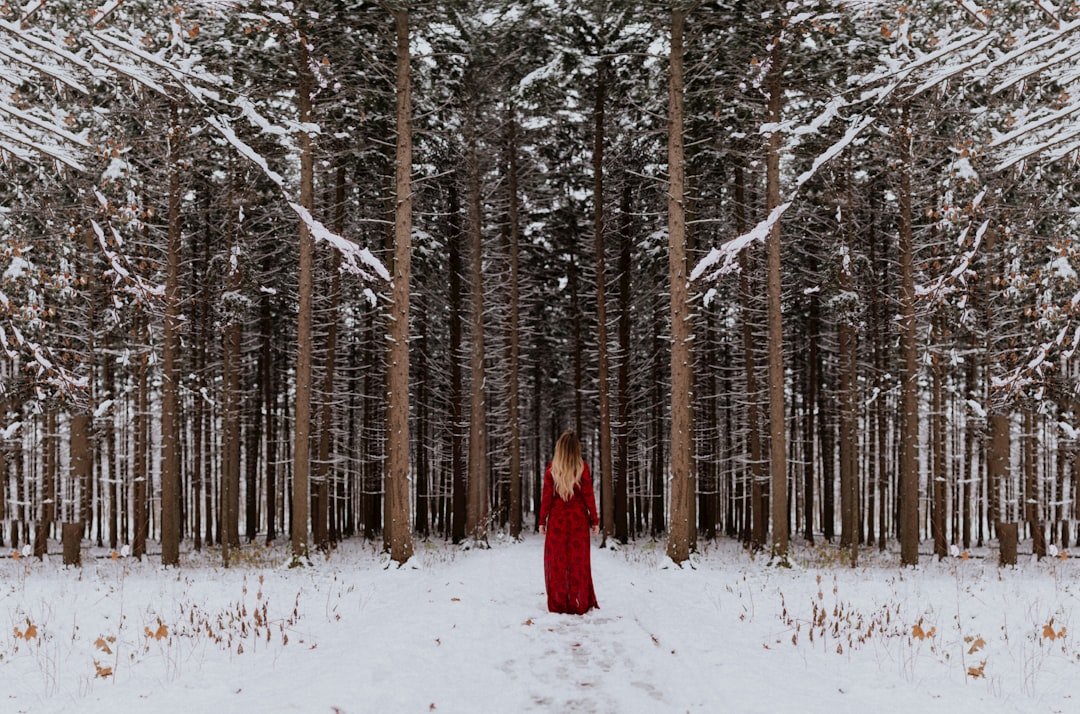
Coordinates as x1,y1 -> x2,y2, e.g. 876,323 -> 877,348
539,461 -> 599,615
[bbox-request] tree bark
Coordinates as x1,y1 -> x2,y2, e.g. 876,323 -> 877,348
292,29 -> 315,559
898,105 -> 920,566
838,187 -> 858,566
666,8 -> 694,565
315,161 -> 346,551
932,316 -> 947,559
507,109 -> 523,540
448,178 -> 466,544
765,35 -> 788,559
465,72 -> 488,545
734,161 -> 766,549
593,61 -> 614,547
160,106 -> 183,566
615,178 -> 631,544
386,8 -> 415,564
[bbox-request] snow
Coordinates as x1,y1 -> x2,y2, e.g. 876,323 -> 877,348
4,538 -> 1080,713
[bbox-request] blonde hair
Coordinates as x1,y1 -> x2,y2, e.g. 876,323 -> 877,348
551,431 -> 584,501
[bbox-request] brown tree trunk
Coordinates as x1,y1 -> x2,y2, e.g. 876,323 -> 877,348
103,338 -> 118,551
314,163 -> 345,551
962,353 -> 976,550
765,35 -> 788,559
386,8 -> 415,564
448,178 -> 466,544
160,107 -> 183,566
898,105 -> 920,566
70,413 -> 91,536
932,316 -> 947,560
735,162 -> 766,549
133,317 -> 149,560
666,9 -> 694,564
1025,408 -> 1045,558
615,178 -> 631,544
507,109 -> 523,540
593,62 -> 614,547
838,186 -> 858,566
465,73 -> 488,545
261,283 -> 276,545
292,29 -> 315,559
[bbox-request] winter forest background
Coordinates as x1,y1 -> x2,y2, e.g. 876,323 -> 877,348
2,0 -> 1080,570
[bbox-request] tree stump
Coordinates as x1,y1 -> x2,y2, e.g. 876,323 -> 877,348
62,523 -> 82,566
33,523 -> 48,559
998,522 -> 1018,566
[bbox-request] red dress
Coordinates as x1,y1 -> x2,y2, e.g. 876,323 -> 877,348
539,461 -> 599,615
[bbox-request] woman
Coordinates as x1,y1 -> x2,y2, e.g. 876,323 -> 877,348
539,431 -> 599,615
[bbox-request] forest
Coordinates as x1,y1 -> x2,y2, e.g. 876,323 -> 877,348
1,0 -> 1079,569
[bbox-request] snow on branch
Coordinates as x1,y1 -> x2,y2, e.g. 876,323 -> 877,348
0,43 -> 89,95
0,101 -> 90,148
990,98 -> 1080,149
0,19 -> 96,74
915,217 -> 989,301
985,17 -> 1080,77
994,123 -> 1080,172
90,217 -> 165,301
693,21 -> 994,285
205,116 -> 388,282
0,123 -> 85,171
289,203 -> 390,282
990,41 -> 1080,95
691,115 -> 874,281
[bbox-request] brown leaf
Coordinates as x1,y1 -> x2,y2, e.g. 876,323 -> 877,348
94,637 -> 113,654
967,637 -> 985,654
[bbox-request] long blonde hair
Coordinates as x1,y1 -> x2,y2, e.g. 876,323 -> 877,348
551,431 -> 584,501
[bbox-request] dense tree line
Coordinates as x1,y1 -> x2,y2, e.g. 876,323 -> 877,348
1,0 -> 1078,566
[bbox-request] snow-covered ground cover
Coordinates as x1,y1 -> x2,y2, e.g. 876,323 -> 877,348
3,536 -> 1079,713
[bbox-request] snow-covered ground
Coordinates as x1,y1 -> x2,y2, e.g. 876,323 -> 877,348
2,535 -> 1079,713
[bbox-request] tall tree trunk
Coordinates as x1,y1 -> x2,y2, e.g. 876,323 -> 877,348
315,161 -> 346,551
652,300 -> 665,539
386,8 -> 415,564
735,162 -> 766,549
1025,408 -> 1045,558
962,352 -> 976,550
261,285 -> 276,545
292,30 -> 315,559
615,178 -> 631,544
898,105 -> 920,566
764,35 -> 788,558
465,74 -> 488,545
448,178 -> 466,544
416,297 -> 430,538
666,9 -> 694,564
71,412 -> 91,532
593,61 -> 614,547
104,337 -> 118,551
133,316 -> 149,560
160,106 -> 183,566
838,192 -> 858,566
932,315 -> 947,559
507,109 -> 523,540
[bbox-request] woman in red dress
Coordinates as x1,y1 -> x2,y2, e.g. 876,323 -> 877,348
539,431 -> 599,615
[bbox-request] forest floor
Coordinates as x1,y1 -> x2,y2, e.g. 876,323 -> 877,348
2,534 -> 1079,713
